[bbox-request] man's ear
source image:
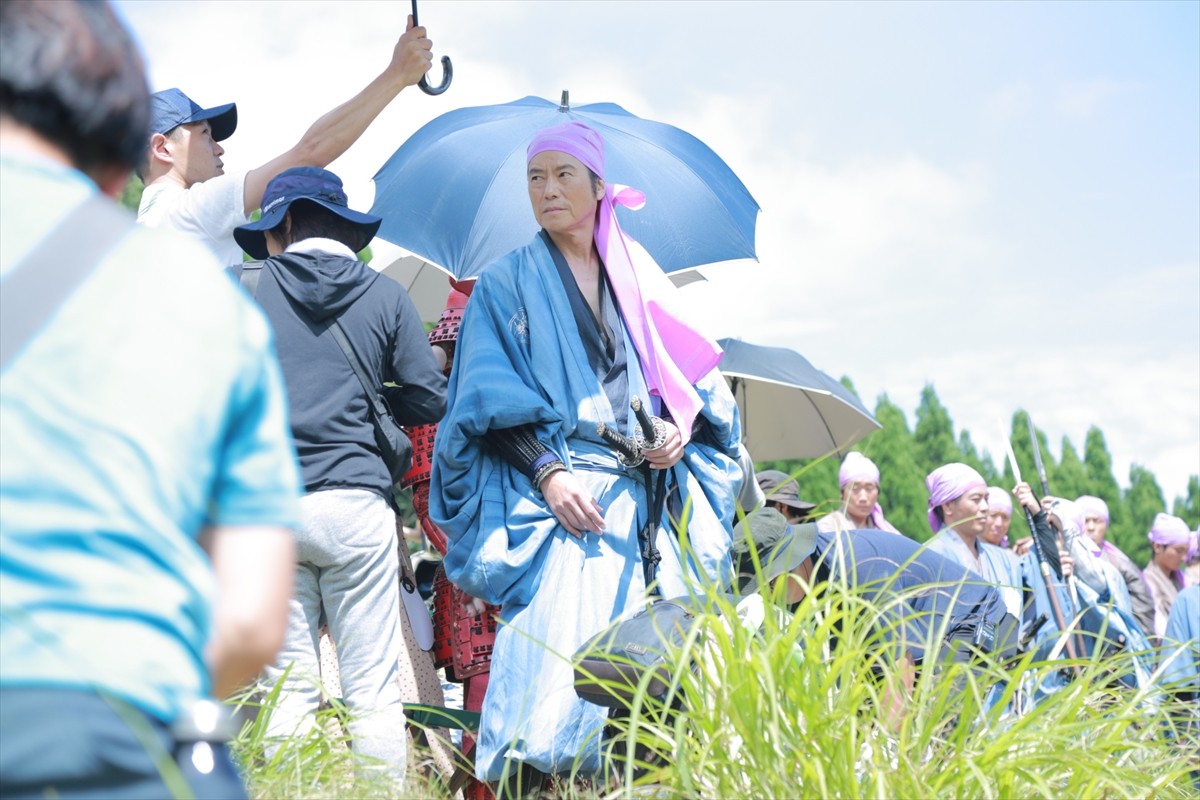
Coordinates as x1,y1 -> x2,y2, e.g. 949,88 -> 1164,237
148,132 -> 173,165
594,177 -> 605,200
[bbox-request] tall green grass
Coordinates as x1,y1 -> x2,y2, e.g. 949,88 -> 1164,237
229,567 -> 1197,799
589,572 -> 1198,799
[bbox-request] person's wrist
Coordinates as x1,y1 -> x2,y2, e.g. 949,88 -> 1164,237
533,460 -> 566,493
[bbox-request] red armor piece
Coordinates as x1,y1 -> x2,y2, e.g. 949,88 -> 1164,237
407,284 -> 496,800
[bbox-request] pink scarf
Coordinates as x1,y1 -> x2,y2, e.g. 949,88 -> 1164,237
527,121 -> 721,442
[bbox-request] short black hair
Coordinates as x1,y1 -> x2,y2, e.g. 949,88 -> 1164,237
271,200 -> 372,255
0,0 -> 149,175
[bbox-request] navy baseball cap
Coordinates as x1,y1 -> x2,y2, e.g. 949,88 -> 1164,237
150,88 -> 237,141
233,167 -> 382,259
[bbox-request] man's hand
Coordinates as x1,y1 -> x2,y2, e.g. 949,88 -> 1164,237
1013,482 -> 1041,516
1059,549 -> 1074,579
643,420 -> 683,469
541,470 -> 605,538
390,16 -> 434,88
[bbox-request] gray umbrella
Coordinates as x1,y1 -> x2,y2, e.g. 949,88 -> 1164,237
717,338 -> 880,461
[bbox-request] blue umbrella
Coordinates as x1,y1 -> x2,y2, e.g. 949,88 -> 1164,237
717,338 -> 880,461
370,92 -> 759,279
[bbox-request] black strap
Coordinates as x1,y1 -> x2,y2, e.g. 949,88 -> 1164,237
1,194 -> 134,370
328,320 -> 394,426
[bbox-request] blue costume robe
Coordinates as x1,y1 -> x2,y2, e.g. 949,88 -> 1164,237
924,529 -> 1024,620
430,233 -> 742,779
1161,584 -> 1200,692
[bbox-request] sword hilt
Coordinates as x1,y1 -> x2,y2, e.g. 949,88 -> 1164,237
597,422 -> 644,468
630,397 -> 667,451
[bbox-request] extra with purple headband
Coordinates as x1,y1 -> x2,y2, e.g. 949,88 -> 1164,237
925,462 -> 986,532
1148,512 -> 1191,547
526,121 -> 722,442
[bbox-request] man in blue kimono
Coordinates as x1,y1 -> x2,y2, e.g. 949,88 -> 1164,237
430,121 -> 742,791
923,464 -> 1025,620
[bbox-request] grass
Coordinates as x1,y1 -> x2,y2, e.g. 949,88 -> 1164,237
227,569 -> 1198,799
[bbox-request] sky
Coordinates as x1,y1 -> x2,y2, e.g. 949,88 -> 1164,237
112,0 -> 1199,503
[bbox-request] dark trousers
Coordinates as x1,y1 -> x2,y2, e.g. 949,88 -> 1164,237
0,688 -> 246,800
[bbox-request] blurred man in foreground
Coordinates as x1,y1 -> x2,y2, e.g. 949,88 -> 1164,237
0,2 -> 300,796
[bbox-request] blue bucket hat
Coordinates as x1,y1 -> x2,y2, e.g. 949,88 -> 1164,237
150,88 -> 237,141
233,167 -> 382,259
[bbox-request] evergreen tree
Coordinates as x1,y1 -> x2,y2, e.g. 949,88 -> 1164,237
958,430 -> 998,485
1008,410 -> 1057,494
1172,475 -> 1200,530
1083,426 -> 1131,554
1052,437 -> 1090,501
1124,464 -> 1165,566
912,384 -> 962,478
868,395 -> 930,541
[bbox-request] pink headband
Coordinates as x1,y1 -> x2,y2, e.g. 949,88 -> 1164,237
526,121 -> 721,443
1148,513 -> 1191,546
839,452 -> 880,488
527,121 -> 605,180
986,486 -> 1012,516
925,463 -> 986,532
1075,495 -> 1110,524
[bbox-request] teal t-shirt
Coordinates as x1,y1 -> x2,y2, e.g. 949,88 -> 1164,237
0,151 -> 303,722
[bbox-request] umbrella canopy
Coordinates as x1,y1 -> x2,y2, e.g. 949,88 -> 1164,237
370,93 -> 759,279
717,338 -> 880,461
372,253 -> 458,324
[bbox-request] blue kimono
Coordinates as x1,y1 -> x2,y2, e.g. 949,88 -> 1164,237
924,529 -> 1024,620
1160,584 -> 1200,692
430,233 -> 742,779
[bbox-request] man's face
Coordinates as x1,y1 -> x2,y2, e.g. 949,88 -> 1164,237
1083,513 -> 1108,546
981,510 -> 1011,547
944,487 -> 989,539
527,151 -> 603,235
169,121 -> 224,187
842,480 -> 879,524
1154,542 -> 1189,573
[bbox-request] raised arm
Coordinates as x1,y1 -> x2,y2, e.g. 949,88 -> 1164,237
241,16 -> 433,215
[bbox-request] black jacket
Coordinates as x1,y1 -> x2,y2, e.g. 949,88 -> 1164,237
247,248 -> 446,498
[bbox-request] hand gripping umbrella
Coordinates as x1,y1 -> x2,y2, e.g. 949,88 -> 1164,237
411,0 -> 451,95
370,91 -> 759,279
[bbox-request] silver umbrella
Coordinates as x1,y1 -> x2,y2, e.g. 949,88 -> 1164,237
717,338 -> 880,461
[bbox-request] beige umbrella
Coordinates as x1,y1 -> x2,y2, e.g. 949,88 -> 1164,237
373,253 -> 460,324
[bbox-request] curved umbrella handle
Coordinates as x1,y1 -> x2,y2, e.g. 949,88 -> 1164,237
412,0 -> 452,96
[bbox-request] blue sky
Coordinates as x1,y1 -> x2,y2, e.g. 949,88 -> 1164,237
113,0 -> 1199,502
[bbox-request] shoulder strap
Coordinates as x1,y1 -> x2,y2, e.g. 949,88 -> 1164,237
328,320 -> 394,422
1,194 -> 134,371
237,260 -> 266,297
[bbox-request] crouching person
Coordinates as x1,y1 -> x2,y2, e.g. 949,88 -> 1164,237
733,507 -> 1017,726
232,168 -> 447,784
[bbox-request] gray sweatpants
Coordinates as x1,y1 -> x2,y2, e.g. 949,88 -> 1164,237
261,489 -> 407,780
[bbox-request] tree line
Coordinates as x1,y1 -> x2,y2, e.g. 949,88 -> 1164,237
762,383 -> 1200,567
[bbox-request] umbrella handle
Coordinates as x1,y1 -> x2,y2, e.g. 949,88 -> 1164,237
412,0 -> 452,95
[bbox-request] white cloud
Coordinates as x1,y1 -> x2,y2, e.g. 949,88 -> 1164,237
1056,78 -> 1137,117
983,82 -> 1034,124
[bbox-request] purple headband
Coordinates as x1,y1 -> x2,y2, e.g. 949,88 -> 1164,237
1076,495 -> 1110,524
527,121 -> 605,180
926,463 -> 986,532
839,452 -> 880,489
986,486 -> 1013,516
1148,513 -> 1191,546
